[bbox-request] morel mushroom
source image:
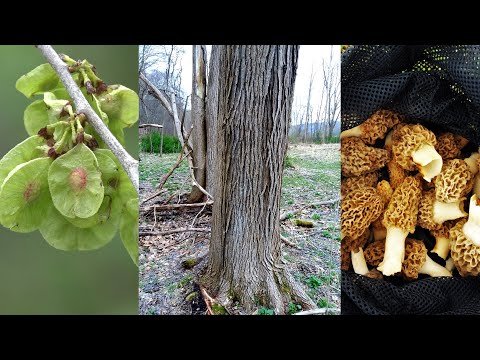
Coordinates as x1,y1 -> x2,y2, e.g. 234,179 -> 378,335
450,218 -> 480,276
341,187 -> 383,240
364,239 -> 386,267
387,158 -> 408,190
434,159 -> 473,203
377,176 -> 422,276
341,137 -> 390,177
392,124 -> 443,182
371,180 -> 393,241
340,109 -> 402,145
341,228 -> 371,271
417,190 -> 466,230
340,171 -> 378,199
430,221 -> 457,260
402,238 -> 452,280
435,133 -> 461,160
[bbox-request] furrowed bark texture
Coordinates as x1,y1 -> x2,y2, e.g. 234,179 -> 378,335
205,46 -> 220,195
189,45 -> 208,202
203,45 -> 315,314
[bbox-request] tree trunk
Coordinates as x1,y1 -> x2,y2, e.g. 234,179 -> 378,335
188,45 -> 208,203
202,45 -> 315,314
205,46 -> 220,196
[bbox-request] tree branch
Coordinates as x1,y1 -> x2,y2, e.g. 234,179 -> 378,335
37,45 -> 139,194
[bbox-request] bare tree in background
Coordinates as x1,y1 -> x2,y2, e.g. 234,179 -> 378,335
303,67 -> 315,142
321,45 -> 340,142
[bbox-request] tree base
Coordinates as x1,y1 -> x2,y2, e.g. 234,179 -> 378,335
200,264 -> 316,315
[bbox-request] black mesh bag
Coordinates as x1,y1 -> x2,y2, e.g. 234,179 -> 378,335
341,45 -> 480,315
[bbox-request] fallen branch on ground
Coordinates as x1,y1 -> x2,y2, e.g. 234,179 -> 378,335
293,308 -> 340,315
142,201 -> 213,212
38,45 -> 139,193
139,227 -> 210,236
280,234 -> 300,249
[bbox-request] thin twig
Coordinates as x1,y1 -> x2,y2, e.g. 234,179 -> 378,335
191,201 -> 208,227
139,227 -> 210,236
37,45 -> 139,194
140,150 -> 192,205
280,234 -> 300,249
142,201 -> 213,212
311,197 -> 340,207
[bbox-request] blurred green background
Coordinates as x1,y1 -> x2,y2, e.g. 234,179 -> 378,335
0,45 -> 138,314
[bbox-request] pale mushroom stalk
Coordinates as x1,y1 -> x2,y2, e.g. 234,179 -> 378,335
351,248 -> 369,275
432,200 -> 467,224
411,143 -> 443,182
464,152 -> 480,175
419,255 -> 452,277
432,235 -> 451,260
445,257 -> 455,272
463,194 -> 480,247
474,173 -> 480,197
340,126 -> 362,139
377,227 -> 408,276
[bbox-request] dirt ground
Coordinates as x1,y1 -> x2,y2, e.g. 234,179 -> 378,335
138,143 -> 340,315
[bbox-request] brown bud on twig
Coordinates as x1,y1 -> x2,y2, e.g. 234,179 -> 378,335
38,127 -> 48,139
85,81 -> 96,94
96,81 -> 108,94
76,132 -> 84,144
47,148 -> 58,159
68,66 -> 75,73
46,138 -> 55,147
87,138 -> 99,151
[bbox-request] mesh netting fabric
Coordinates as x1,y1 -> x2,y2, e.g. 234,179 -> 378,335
342,45 -> 480,145
341,45 -> 480,315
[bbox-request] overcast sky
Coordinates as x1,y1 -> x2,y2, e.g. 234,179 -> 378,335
149,45 -> 340,117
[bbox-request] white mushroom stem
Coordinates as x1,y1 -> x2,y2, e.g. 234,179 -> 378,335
445,257 -> 455,272
377,226 -> 408,276
351,248 -> 369,275
340,126 -> 363,140
432,200 -> 467,224
419,254 -> 452,277
411,143 -> 443,182
463,194 -> 480,247
384,130 -> 393,150
464,152 -> 480,175
432,236 -> 450,260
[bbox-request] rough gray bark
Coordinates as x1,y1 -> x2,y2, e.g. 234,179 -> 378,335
188,45 -> 208,203
205,46 -> 220,195
202,45 -> 316,314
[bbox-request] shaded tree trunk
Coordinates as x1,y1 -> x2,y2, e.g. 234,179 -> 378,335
205,46 -> 220,196
202,45 -> 315,314
188,45 -> 207,202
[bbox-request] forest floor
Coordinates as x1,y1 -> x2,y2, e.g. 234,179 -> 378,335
138,143 -> 341,315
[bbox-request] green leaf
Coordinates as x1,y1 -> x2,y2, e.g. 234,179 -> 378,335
0,157 -> 52,232
96,85 -> 139,127
87,91 -> 109,124
48,143 -> 104,219
107,120 -> 126,146
93,149 -> 120,194
16,63 -> 61,98
0,136 -> 46,188
39,198 -> 120,251
23,100 -> 50,136
120,197 -> 139,265
98,149 -> 136,204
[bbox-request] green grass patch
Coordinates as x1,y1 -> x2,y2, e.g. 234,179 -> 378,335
140,133 -> 182,154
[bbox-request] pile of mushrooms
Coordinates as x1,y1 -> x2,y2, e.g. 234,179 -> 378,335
341,109 -> 480,280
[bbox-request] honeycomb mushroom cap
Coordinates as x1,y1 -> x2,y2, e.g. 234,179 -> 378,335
364,239 -> 386,266
341,172 -> 378,199
342,228 -> 371,253
340,109 -> 402,145
402,238 -> 427,280
387,158 -> 408,190
392,124 -> 438,171
417,189 -> 442,231
341,137 -> 390,177
435,133 -> 461,160
431,220 -> 458,260
376,180 -> 393,206
435,159 -> 473,203
341,240 -> 352,271
341,187 -> 383,239
454,134 -> 469,150
383,176 -> 422,233
450,218 -> 480,276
